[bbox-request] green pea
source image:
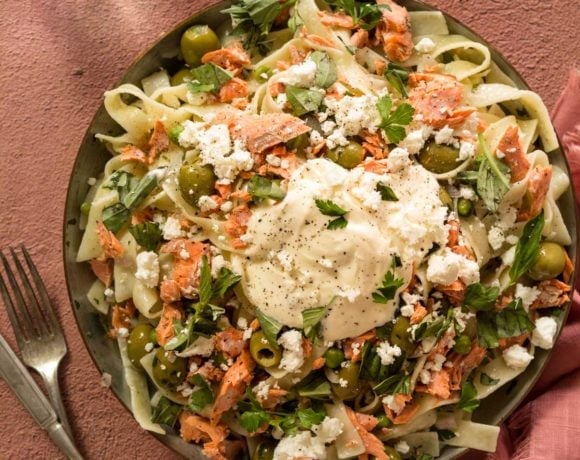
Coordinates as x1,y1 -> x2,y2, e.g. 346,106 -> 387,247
152,348 -> 187,390
453,334 -> 472,355
327,141 -> 365,169
170,67 -> 193,86
528,242 -> 567,281
178,162 -> 216,207
376,415 -> 393,428
439,187 -> 453,209
127,323 -> 154,370
331,361 -> 361,400
250,331 -> 282,368
80,202 -> 91,216
418,141 -> 461,174
324,348 -> 345,369
457,198 -> 474,217
181,25 -> 220,67
390,317 -> 414,353
252,441 -> 275,460
384,446 -> 402,460
167,124 -> 185,144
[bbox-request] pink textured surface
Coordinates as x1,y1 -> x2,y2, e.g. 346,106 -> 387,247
0,1 -> 578,458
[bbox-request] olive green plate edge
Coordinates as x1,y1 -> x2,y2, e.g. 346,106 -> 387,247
62,1 -> 579,459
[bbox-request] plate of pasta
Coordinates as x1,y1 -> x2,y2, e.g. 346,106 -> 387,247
64,0 -> 577,458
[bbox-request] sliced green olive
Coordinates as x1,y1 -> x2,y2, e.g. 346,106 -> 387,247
181,25 -> 220,67
327,141 -> 365,169
390,317 -> 414,353
178,162 -> 216,207
152,348 -> 187,390
324,348 -> 345,369
384,446 -> 402,460
453,334 -> 472,355
457,198 -> 474,217
528,242 -> 567,281
250,331 -> 282,368
331,361 -> 361,400
252,441 -> 275,460
170,67 -> 193,86
127,323 -> 154,369
418,141 -> 461,174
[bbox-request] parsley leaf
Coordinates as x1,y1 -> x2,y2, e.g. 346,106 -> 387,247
326,0 -> 389,30
302,306 -> 326,341
315,199 -> 347,216
239,410 -> 270,432
286,86 -> 324,116
105,170 -> 135,201
297,379 -> 332,399
373,270 -> 405,303
377,95 -> 414,144
414,315 -> 451,341
376,182 -> 398,201
123,170 -> 161,211
248,175 -> 286,202
495,298 -> 535,338
102,203 -> 130,233
256,309 -> 283,348
384,63 -> 410,98
373,373 -> 411,395
476,133 -> 510,212
476,312 -> 499,349
509,211 -> 544,283
310,51 -> 337,89
151,396 -> 181,427
188,375 -> 214,413
187,63 -> 232,94
212,267 -> 242,299
463,283 -> 499,311
129,222 -> 162,251
480,372 -> 500,386
457,380 -> 480,412
296,407 -> 325,429
327,216 -> 348,230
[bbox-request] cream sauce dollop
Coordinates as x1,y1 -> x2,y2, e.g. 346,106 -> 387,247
231,158 -> 448,341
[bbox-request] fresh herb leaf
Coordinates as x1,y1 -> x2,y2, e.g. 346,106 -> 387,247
463,283 -> 500,311
286,86 -> 324,116
188,375 -> 214,413
476,312 -> 499,349
327,216 -> 348,230
315,199 -> 347,217
256,309 -> 283,348
384,63 -> 410,98
302,306 -> 326,341
151,396 -> 181,427
129,222 -> 162,251
436,429 -> 456,441
326,0 -> 389,30
288,6 -> 304,33
187,63 -> 232,94
310,51 -> 337,89
414,316 -> 450,341
239,410 -> 270,432
213,267 -> 242,299
102,203 -> 130,233
248,175 -> 286,202
373,373 -> 411,395
297,379 -> 331,399
376,182 -> 398,201
373,270 -> 405,303
476,133 -> 510,212
480,373 -> 500,386
123,170 -> 161,210
496,298 -> 535,338
165,319 -> 192,351
296,407 -> 326,429
509,211 -> 544,283
377,95 -> 414,144
457,380 -> 480,412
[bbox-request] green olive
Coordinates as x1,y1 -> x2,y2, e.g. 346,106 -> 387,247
528,242 -> 567,281
457,198 -> 474,217
80,202 -> 91,216
152,348 -> 187,390
178,162 -> 216,207
252,441 -> 275,460
331,361 -> 361,400
439,187 -> 453,208
327,141 -> 365,169
250,331 -> 282,368
418,141 -> 461,174
453,334 -> 472,355
181,25 -> 220,67
324,348 -> 345,369
170,68 -> 193,86
390,317 -> 414,354
127,323 -> 154,369
384,446 -> 402,460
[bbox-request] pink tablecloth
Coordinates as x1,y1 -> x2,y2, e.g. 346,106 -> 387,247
0,1 -> 579,458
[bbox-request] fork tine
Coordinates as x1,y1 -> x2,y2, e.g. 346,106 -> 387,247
0,269 -> 28,344
9,247 -> 51,337
19,245 -> 60,333
0,252 -> 36,341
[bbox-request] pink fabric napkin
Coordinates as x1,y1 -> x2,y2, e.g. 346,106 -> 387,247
485,70 -> 580,460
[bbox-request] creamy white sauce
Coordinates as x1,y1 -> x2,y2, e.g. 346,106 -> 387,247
231,159 -> 448,341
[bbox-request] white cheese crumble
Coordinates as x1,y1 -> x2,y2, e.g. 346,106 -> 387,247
415,37 -> 436,54
211,255 -> 227,277
279,59 -> 317,87
434,126 -> 457,146
531,316 -> 558,349
502,344 -> 534,369
419,369 -> 431,385
376,341 -> 402,366
488,207 -> 517,250
313,417 -> 344,443
253,380 -> 271,401
400,304 -> 415,317
399,126 -> 432,154
162,216 -> 185,240
278,329 -> 305,372
515,283 -> 540,311
134,251 -> 160,288
426,247 -> 480,285
395,441 -> 410,454
198,195 -> 219,213
382,395 -> 404,414
324,94 -> 381,136
87,177 -> 97,186
386,147 -> 412,172
266,154 -> 282,167
117,327 -> 129,338
459,141 -> 476,161
273,417 -> 343,460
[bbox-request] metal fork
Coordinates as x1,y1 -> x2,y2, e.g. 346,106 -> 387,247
0,246 -> 74,440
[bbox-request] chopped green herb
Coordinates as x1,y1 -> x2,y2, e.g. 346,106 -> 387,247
301,306 -> 326,341
384,63 -> 410,98
476,313 -> 499,349
102,203 -> 130,233
376,95 -> 415,144
326,0 -> 389,30
187,63 -> 232,94
457,380 -> 480,412
288,5 -> 304,33
106,170 -> 135,201
509,211 -> 545,283
463,283 -> 500,311
480,372 -> 500,386
213,267 -> 242,299
372,270 -> 405,303
296,407 -> 326,429
414,315 -> 450,341
310,51 -> 337,89
188,374 -> 214,413
373,373 -> 411,395
376,182 -> 398,201
286,85 -> 324,116
476,133 -> 510,212
297,380 -> 332,399
239,410 -> 270,432
256,309 -> 283,348
315,199 -> 347,217
496,298 -> 535,338
151,396 -> 181,427
248,175 -> 286,202
327,216 -> 348,230
129,222 -> 162,251
123,170 -> 161,210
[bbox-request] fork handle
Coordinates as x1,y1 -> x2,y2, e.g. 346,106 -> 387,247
47,422 -> 83,460
39,363 -> 74,441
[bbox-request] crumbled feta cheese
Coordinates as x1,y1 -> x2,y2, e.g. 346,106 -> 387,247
325,128 -> 349,150
313,417 -> 344,443
220,201 -> 233,213
243,328 -> 253,340
459,185 -> 476,200
376,341 -> 402,366
104,287 -> 114,299
253,380 -> 271,401
87,177 -> 97,186
117,327 -> 129,338
240,233 -> 253,244
266,154 -> 282,167
144,342 -> 154,353
426,247 -> 480,285
488,207 -> 517,250
515,283 -> 540,311
198,195 -> 219,213
324,94 -> 381,136
382,395 -> 404,414
387,147 -> 412,172
426,353 -> 446,372
453,307 -> 475,333
338,378 -> 348,388
399,126 -> 432,154
531,316 -> 558,349
135,251 -> 160,288
178,120 -> 204,147
502,344 -> 534,369
163,216 -> 185,240
419,369 -> 431,385
400,304 -> 415,317
279,59 -> 317,87
176,336 -> 214,358
496,150 -> 505,159
211,255 -> 227,277
278,330 -> 305,373
415,37 -> 436,54
275,250 -> 293,272
395,441 -> 410,454
459,141 -> 476,161
434,126 -> 456,145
